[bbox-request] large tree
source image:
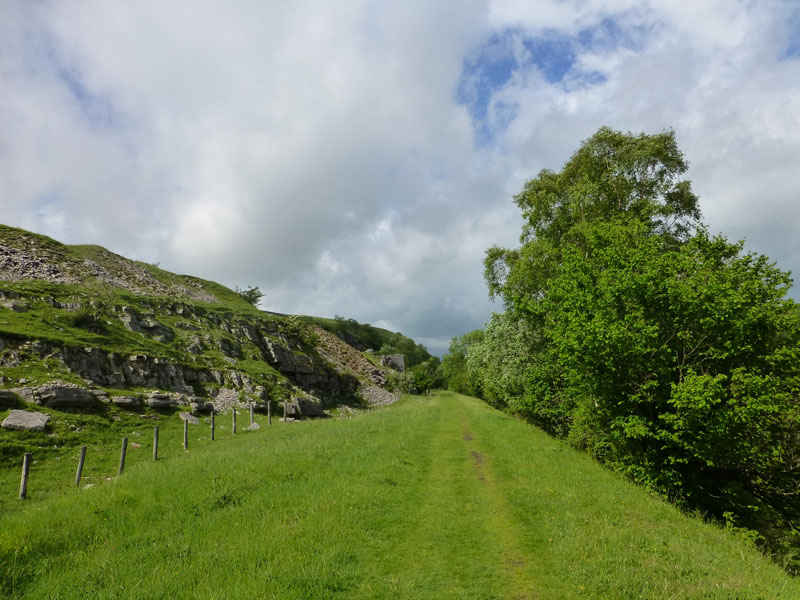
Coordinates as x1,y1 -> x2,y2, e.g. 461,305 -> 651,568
482,127 -> 800,567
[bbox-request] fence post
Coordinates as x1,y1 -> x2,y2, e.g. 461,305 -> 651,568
268,399 -> 272,426
153,426 -> 159,461
19,453 -> 31,500
250,402 -> 254,426
75,445 -> 87,487
232,409 -> 237,434
284,400 -> 287,421
118,437 -> 128,476
183,419 -> 189,450
211,410 -> 215,441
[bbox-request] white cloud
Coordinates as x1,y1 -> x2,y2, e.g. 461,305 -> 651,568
2,1 -> 800,354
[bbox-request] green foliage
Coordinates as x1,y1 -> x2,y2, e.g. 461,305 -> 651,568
478,126 -> 800,569
385,369 -> 416,394
440,329 -> 485,396
409,357 -> 442,393
234,285 -> 264,306
285,314 -> 319,347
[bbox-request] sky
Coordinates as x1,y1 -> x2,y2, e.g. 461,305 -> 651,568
2,1 -> 800,355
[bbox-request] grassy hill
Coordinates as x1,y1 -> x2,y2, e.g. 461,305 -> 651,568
1,392 -> 797,599
0,224 -> 430,473
0,223 -> 423,470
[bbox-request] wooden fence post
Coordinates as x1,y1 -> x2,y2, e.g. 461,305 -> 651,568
211,410 -> 215,441
250,402 -> 254,425
118,437 -> 128,476
19,453 -> 31,500
153,426 -> 159,461
284,400 -> 287,421
232,409 -> 237,434
268,399 -> 272,426
183,419 -> 189,450
75,445 -> 87,487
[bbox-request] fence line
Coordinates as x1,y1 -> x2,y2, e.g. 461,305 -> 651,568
13,406 -> 273,501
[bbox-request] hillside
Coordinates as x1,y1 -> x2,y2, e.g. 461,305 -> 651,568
1,392 -> 798,598
0,224 -> 422,449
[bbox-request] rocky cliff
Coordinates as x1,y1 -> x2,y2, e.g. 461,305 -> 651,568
0,225 -> 404,420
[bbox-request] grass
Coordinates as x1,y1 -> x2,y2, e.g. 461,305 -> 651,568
0,391 -> 798,599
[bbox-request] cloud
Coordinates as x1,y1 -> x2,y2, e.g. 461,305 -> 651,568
2,1 -> 800,356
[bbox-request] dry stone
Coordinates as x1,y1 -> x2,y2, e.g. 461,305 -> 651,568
2,410 -> 50,431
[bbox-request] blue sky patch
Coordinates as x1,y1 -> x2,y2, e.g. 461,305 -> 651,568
57,67 -> 121,129
39,33 -> 123,130
782,9 -> 800,59
457,15 -> 644,146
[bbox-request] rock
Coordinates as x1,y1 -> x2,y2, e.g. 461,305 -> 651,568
282,392 -> 324,418
189,400 -> 214,414
179,412 -> 200,424
361,385 -> 398,406
212,388 -> 240,412
245,422 -> 260,431
0,300 -> 29,312
145,392 -> 173,408
27,383 -> 98,408
119,306 -> 174,342
2,410 -> 50,431
111,395 -> 141,408
381,354 -> 405,372
0,389 -> 20,409
90,389 -> 110,402
296,393 -> 325,417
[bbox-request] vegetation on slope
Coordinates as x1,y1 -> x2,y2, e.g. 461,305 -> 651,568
2,392 -> 797,599
441,127 -> 800,571
304,314 -> 433,367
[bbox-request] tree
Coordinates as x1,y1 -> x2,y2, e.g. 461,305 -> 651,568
440,329 -> 484,395
235,285 -> 264,306
482,126 -> 800,567
485,126 -> 700,307
409,358 -> 442,394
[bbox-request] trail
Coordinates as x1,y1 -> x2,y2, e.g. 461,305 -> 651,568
378,393 -> 539,599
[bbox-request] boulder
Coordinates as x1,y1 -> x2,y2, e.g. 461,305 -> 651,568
111,395 -> 141,408
0,390 -> 20,409
179,412 -> 200,424
189,400 -> 214,414
283,393 -> 324,418
381,354 -> 405,372
245,422 -> 260,431
145,392 -> 173,408
28,383 -> 98,408
2,410 -> 50,431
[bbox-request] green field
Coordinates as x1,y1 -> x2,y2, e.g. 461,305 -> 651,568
1,392 -> 797,599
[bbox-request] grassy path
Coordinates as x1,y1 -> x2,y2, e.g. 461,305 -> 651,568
1,392 -> 799,598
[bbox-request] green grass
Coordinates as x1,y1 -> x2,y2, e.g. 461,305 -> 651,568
0,391 -> 797,599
